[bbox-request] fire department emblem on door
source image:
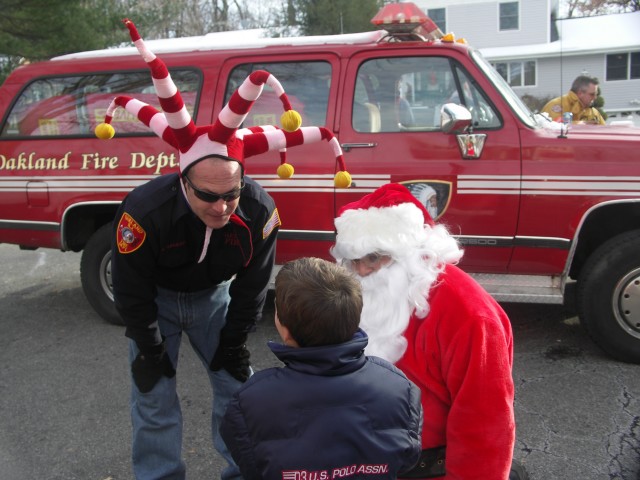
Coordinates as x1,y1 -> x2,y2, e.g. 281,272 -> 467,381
401,180 -> 452,221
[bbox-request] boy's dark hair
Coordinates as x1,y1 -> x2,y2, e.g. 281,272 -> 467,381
274,257 -> 362,347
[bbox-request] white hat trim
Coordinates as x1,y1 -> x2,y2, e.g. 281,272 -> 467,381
334,202 -> 427,260
180,136 -> 229,170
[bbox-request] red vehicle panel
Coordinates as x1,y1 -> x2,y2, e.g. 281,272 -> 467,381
1,5 -> 639,363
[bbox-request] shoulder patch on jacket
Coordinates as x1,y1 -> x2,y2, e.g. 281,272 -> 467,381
551,104 -> 562,113
116,212 -> 146,254
263,208 -> 281,239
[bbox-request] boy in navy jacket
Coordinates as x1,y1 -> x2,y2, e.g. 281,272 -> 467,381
221,257 -> 422,480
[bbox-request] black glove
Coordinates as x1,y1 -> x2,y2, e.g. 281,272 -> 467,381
210,341 -> 251,383
131,344 -> 176,393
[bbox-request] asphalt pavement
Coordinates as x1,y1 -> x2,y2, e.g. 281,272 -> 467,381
0,244 -> 638,479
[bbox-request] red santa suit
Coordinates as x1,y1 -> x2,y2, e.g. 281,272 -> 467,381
396,264 -> 514,479
332,183 -> 516,480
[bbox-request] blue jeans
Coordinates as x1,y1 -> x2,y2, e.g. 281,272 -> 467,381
129,283 -> 244,480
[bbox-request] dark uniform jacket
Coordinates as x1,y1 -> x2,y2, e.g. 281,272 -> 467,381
221,330 -> 423,480
111,173 -> 279,352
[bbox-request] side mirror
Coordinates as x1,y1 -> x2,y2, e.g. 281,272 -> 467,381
440,103 -> 472,134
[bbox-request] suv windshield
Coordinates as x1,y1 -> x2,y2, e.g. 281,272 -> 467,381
470,50 -> 537,128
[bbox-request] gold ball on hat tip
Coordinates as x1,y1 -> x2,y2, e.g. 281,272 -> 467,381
277,163 -> 295,179
334,171 -> 352,189
281,110 -> 302,132
95,123 -> 115,140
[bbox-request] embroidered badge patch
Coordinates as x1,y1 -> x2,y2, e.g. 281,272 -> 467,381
551,105 -> 562,113
117,212 -> 146,254
263,208 -> 281,239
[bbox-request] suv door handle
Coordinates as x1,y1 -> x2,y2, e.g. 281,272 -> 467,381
341,142 -> 377,152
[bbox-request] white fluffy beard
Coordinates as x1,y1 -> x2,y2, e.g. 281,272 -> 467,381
358,254 -> 443,364
359,261 -> 415,364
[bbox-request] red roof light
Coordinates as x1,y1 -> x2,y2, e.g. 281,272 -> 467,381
371,2 -> 428,27
371,2 -> 442,39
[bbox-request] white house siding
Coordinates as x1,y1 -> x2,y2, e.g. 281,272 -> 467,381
512,55 -> 603,97
410,1 -> 639,113
507,57 -> 562,99
479,15 -> 640,112
446,3 -> 501,46
506,0 -> 550,46
486,52 -> 640,112
602,78 -> 640,114
415,0 -> 551,47
555,54 -> 607,96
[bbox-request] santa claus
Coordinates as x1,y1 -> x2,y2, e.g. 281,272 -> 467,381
331,183 -> 522,480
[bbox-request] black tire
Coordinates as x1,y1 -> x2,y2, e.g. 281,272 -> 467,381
577,229 -> 640,363
80,223 -> 123,325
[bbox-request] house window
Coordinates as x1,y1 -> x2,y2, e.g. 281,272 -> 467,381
499,2 -> 519,31
524,61 -> 536,85
607,52 -> 640,81
607,53 -> 628,81
492,61 -> 535,87
631,52 -> 640,79
428,8 -> 446,33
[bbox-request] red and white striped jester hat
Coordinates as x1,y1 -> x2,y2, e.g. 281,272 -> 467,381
95,19 -> 351,188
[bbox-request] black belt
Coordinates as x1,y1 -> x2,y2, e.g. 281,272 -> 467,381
399,446 -> 446,479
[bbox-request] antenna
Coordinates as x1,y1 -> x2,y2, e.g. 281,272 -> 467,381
556,8 -> 570,138
559,12 -> 563,118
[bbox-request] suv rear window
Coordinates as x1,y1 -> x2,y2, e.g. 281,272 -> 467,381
1,69 -> 201,138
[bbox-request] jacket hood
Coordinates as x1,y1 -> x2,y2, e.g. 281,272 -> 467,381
268,329 -> 368,376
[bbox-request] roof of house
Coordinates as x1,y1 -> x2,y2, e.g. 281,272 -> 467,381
480,10 -> 640,60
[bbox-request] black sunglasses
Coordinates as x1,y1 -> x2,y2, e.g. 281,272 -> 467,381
184,175 -> 245,203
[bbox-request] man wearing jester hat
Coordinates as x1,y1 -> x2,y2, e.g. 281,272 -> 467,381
100,19 -> 351,480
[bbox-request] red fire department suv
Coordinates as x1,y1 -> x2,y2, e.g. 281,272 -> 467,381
1,4 -> 639,363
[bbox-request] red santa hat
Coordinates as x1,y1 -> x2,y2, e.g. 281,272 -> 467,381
332,183 -> 436,260
95,19 -> 351,188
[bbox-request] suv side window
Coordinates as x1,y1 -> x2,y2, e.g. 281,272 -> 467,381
453,65 -> 501,129
227,62 -> 331,127
0,70 -> 201,138
353,56 -> 500,132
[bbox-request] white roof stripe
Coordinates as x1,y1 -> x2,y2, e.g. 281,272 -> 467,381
53,30 -> 387,61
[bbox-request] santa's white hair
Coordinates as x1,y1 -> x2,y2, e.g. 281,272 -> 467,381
332,203 -> 463,362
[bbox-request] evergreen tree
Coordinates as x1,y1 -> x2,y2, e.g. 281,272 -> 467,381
291,0 -> 386,35
0,0 -> 129,60
0,0 -> 130,84
0,0 -> 392,85
594,88 -> 608,121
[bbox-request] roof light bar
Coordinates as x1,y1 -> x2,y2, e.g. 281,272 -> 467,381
371,2 -> 443,40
